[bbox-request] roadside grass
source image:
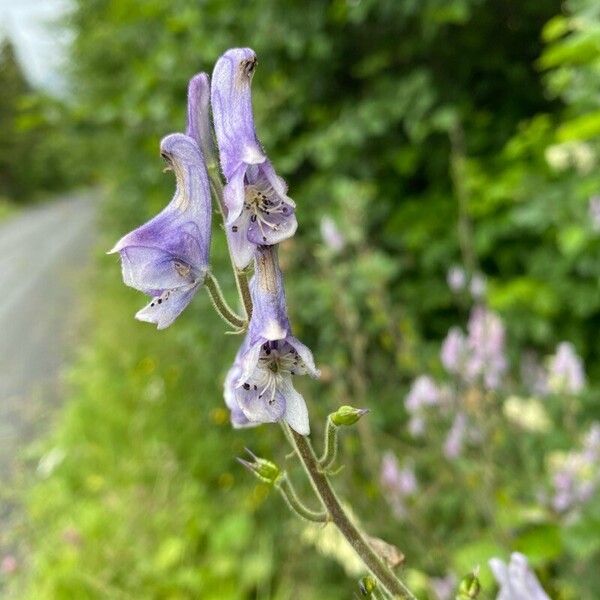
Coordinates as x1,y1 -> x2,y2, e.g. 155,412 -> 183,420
0,161 -> 357,598
7,230 -> 346,599
0,197 -> 16,221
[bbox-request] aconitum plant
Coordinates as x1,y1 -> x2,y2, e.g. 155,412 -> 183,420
110,48 -> 419,599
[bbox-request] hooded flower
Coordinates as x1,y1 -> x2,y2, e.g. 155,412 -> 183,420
110,133 -> 211,329
224,246 -> 318,434
489,553 -> 551,600
211,47 -> 297,269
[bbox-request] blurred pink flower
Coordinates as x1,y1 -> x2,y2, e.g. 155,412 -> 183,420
447,266 -> 466,292
469,273 -> 487,299
431,573 -> 457,600
443,413 -> 467,460
405,375 -> 440,413
380,452 -> 418,520
440,327 -> 467,376
465,306 -> 507,390
320,216 -> 345,253
1,555 -> 17,575
550,422 -> 600,512
547,342 -> 585,395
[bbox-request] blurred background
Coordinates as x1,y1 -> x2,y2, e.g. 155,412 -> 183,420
1,0 -> 600,598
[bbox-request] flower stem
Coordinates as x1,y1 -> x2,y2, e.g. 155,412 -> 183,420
319,416 -> 338,471
286,426 -> 416,600
276,473 -> 328,523
204,272 -> 247,329
235,269 -> 253,321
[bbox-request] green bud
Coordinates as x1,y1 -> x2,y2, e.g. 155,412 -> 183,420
358,575 -> 378,597
237,448 -> 281,485
330,405 -> 369,427
456,569 -> 481,599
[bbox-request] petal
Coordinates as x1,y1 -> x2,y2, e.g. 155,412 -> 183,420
236,339 -> 264,386
280,377 -> 310,435
287,336 -> 320,378
489,558 -> 511,592
186,73 -> 216,164
259,160 -> 295,208
135,285 -> 198,330
211,48 -> 265,179
223,362 -> 258,429
227,209 -> 255,270
223,165 -> 247,225
235,383 -> 285,424
118,246 -> 201,295
248,247 -> 291,341
247,210 -> 298,246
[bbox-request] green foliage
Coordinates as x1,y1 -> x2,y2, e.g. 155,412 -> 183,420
0,39 -> 91,204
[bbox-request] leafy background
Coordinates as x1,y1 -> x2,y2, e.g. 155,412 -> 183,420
2,0 -> 600,597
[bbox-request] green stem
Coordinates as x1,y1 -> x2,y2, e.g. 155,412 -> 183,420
286,426 -> 416,600
235,269 -> 253,321
276,474 -> 328,523
319,416 -> 338,471
204,272 -> 246,329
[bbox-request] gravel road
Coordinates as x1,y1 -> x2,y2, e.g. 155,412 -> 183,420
0,194 -> 95,485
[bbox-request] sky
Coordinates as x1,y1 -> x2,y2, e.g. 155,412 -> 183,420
0,0 -> 72,93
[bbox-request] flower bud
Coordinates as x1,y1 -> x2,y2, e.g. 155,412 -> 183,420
358,575 -> 378,597
330,405 -> 369,427
237,448 -> 281,485
456,569 -> 481,599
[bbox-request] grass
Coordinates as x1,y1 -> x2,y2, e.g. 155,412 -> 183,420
7,224 -> 352,599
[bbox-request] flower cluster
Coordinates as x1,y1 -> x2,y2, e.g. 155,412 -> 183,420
111,48 -> 318,434
549,422 -> 600,513
546,341 -> 585,395
379,451 -> 418,519
440,306 -> 507,390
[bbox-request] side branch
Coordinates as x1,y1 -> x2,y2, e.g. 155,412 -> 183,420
287,426 -> 416,600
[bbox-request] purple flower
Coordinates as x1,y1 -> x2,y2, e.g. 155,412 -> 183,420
380,452 -> 418,519
443,413 -> 467,460
405,375 -> 440,413
430,574 -> 457,600
465,306 -> 507,390
110,133 -> 211,329
211,48 -> 297,269
550,422 -> 600,512
224,246 -> 318,434
440,327 -> 468,376
447,266 -> 466,292
547,342 -> 585,395
489,553 -> 551,600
